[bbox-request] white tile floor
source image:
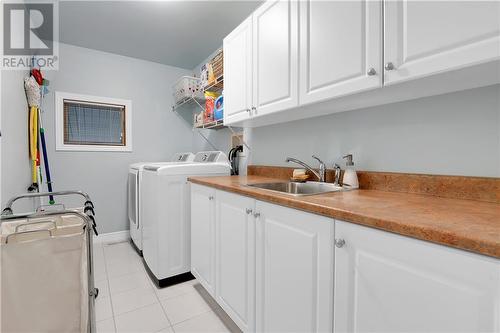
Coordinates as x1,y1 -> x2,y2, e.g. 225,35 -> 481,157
94,241 -> 241,333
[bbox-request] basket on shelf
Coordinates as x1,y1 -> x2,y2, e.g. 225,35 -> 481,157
173,76 -> 204,104
207,49 -> 223,86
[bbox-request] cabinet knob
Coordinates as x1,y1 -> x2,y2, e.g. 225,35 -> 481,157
367,68 -> 376,76
253,212 -> 260,218
246,108 -> 251,113
334,238 -> 346,248
208,195 -> 214,201
384,62 -> 395,71
246,208 -> 253,215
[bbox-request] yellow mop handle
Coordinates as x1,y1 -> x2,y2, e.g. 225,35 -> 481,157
29,106 -> 38,183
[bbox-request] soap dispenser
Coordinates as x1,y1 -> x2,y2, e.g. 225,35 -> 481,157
342,154 -> 359,189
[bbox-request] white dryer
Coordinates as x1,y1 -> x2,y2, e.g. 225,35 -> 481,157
128,152 -> 194,254
141,151 -> 231,287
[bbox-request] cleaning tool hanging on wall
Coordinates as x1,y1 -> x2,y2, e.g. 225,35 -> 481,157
38,74 -> 55,204
24,75 -> 41,192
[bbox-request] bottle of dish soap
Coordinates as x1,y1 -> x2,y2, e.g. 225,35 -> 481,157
342,154 -> 359,189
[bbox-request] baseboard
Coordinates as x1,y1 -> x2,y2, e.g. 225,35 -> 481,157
93,230 -> 129,245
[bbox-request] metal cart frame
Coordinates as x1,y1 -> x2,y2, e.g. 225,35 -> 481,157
1,191 -> 98,333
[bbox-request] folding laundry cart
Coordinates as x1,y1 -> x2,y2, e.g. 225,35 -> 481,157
1,191 -> 98,333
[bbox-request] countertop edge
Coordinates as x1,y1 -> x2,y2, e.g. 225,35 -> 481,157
188,177 -> 500,259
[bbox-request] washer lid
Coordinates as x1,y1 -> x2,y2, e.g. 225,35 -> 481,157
130,152 -> 195,170
146,162 -> 231,175
129,162 -> 160,171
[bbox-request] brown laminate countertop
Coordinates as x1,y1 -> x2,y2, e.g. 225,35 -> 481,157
188,175 -> 500,259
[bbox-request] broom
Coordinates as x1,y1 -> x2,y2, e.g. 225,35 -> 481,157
24,76 -> 40,193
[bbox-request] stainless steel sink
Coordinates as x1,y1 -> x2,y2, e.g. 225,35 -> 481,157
246,181 -> 347,196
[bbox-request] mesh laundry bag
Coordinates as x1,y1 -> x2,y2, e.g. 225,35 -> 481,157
0,216 -> 88,332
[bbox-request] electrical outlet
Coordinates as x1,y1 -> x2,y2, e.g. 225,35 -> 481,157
231,132 -> 245,156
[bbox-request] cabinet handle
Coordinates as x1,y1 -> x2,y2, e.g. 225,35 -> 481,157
208,195 -> 214,201
246,108 -> 251,113
251,106 -> 257,112
367,68 -> 376,76
334,238 -> 346,248
384,62 -> 395,71
246,208 -> 253,215
253,212 -> 260,218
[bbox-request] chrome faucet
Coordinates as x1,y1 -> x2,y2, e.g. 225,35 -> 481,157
333,163 -> 341,186
286,155 -> 326,182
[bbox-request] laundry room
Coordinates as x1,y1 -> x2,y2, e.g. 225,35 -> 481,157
0,1 -> 499,333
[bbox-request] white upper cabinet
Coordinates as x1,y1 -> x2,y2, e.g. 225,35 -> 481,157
215,190 -> 255,332
384,1 -> 500,85
223,16 -> 253,124
255,200 -> 333,333
223,0 -> 500,126
334,220 -> 500,333
252,0 -> 299,117
299,0 -> 383,105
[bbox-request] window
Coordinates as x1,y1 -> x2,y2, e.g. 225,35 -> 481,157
55,92 -> 132,151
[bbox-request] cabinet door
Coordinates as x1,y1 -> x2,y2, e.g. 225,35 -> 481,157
215,191 -> 255,332
252,0 -> 299,117
190,184 -> 216,296
334,220 -> 500,332
384,1 -> 500,85
223,16 -> 253,125
299,0 -> 382,105
255,201 -> 333,333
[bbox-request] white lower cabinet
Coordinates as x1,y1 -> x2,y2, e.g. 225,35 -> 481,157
334,220 -> 500,333
190,184 -> 216,296
191,186 -> 500,333
255,200 -> 334,333
215,190 -> 256,332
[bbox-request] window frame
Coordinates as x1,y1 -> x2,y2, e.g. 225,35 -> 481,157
55,91 -> 132,152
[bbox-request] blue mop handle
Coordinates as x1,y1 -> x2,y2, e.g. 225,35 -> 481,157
39,127 -> 54,204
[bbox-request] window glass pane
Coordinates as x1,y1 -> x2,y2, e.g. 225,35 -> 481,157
64,101 -> 125,146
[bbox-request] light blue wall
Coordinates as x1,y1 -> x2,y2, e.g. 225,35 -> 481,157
2,45 -> 498,235
1,43 -> 193,233
249,85 -> 500,177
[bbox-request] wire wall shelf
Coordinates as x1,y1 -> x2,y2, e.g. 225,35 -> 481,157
204,76 -> 223,93
194,119 -> 225,130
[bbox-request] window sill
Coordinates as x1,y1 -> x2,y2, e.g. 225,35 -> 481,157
56,144 -> 132,152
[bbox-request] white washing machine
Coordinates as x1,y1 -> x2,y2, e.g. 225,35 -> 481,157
141,151 -> 231,287
128,152 -> 195,254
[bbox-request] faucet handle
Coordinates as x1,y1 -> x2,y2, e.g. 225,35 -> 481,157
312,155 -> 325,164
333,163 -> 342,186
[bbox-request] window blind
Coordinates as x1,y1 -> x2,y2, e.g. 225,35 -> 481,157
63,100 -> 126,146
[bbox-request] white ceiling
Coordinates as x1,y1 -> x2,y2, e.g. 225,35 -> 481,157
59,1 -> 262,69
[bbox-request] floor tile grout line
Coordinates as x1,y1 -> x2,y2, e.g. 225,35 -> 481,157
111,298 -> 160,318
106,253 -> 151,295
153,278 -> 175,329
104,242 -> 170,331
169,308 -> 214,329
110,283 -> 154,297
156,287 -> 200,303
101,242 -> 118,332
101,242 -> 228,332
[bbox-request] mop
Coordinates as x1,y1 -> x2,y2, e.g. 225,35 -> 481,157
24,76 -> 40,193
37,73 -> 55,204
25,67 -> 56,203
